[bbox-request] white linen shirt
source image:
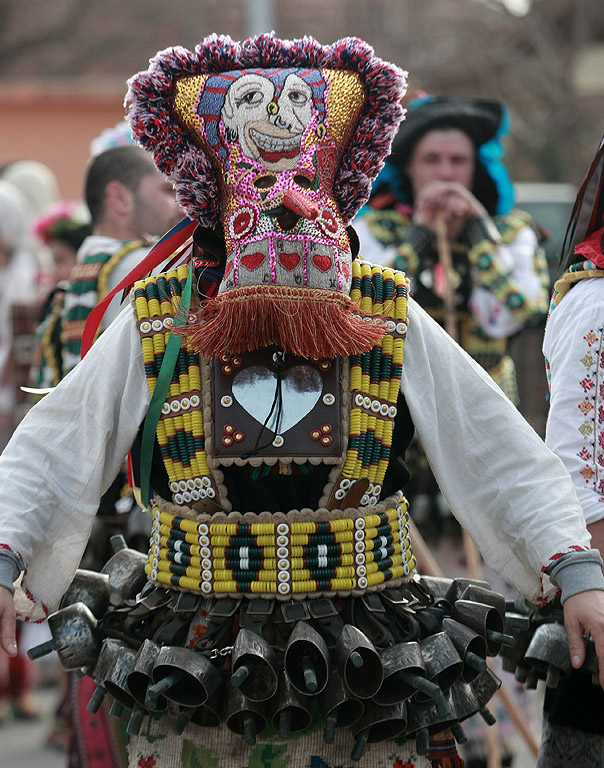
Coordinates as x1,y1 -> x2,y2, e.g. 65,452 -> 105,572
0,295 -> 590,619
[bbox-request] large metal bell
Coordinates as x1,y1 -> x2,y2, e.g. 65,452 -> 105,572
374,641 -> 425,705
87,638 -> 128,713
444,577 -> 491,605
448,678 -> 481,722
103,646 -> 138,709
148,646 -> 221,708
406,690 -> 459,743
336,624 -> 383,700
459,585 -> 506,622
59,569 -> 111,618
284,620 -> 329,695
470,666 -> 501,723
417,575 -> 454,601
189,686 -> 226,729
452,599 -> 508,656
231,627 -> 278,702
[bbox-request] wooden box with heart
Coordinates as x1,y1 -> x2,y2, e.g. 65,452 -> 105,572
211,346 -> 343,460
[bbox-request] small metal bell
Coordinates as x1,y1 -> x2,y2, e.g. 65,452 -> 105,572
28,602 -> 101,671
444,577 -> 491,605
231,627 -> 279,702
319,664 -> 364,744
269,673 -> 313,737
419,631 -> 463,695
336,624 -> 383,700
59,569 -> 111,618
452,599 -> 513,656
87,638 -> 128,714
350,701 -> 407,760
225,685 -> 268,746
284,621 -> 329,695
189,686 -> 226,729
127,639 -> 168,713
101,538 -> 148,606
441,617 -> 488,683
524,622 -> 572,688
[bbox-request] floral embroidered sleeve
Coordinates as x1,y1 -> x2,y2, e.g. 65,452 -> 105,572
464,213 -> 550,338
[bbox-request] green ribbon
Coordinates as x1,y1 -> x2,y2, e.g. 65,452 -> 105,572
139,264 -> 194,508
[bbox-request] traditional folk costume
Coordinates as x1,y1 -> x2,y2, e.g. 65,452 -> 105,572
0,35 -> 602,768
535,138 -> 604,767
355,96 -> 550,404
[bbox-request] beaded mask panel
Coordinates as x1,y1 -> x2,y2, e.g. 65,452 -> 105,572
173,68 -> 363,302
127,34 -> 407,360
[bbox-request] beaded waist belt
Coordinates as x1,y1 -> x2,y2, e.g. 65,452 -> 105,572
146,501 -> 415,599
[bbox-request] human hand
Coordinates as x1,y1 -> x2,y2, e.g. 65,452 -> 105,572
0,586 -> 17,657
413,181 -> 488,236
563,589 -> 604,688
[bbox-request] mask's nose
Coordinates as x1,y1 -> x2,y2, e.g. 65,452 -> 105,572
281,188 -> 319,220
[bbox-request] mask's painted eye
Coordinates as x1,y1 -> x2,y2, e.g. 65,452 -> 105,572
254,175 -> 277,189
288,90 -> 308,104
239,89 -> 264,105
293,175 -> 312,190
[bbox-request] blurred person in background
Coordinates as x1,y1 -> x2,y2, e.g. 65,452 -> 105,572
539,136 -> 604,767
356,95 -> 550,405
29,202 -> 92,389
0,179 -> 40,724
356,96 -> 551,542
0,179 -> 39,445
60,144 -> 182,374
0,159 -> 61,290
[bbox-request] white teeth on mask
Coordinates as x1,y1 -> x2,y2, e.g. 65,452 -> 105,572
250,129 -> 300,152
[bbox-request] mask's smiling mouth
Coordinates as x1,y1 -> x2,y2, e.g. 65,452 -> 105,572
248,127 -> 302,164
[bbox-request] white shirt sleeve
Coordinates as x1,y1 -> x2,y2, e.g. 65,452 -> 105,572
469,225 -> 545,338
543,277 -> 604,526
0,305 -> 150,617
402,296 -> 590,602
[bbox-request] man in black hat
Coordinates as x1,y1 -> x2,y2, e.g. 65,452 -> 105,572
356,95 -> 550,406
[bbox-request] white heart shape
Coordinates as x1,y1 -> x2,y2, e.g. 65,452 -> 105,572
232,365 -> 322,434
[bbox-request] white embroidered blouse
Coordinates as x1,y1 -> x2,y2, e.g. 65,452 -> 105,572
544,276 -> 604,526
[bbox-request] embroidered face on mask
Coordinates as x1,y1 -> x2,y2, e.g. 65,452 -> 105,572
127,35 -> 406,358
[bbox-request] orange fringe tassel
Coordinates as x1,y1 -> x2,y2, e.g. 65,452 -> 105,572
176,285 -> 387,359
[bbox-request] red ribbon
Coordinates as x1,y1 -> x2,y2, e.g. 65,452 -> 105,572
80,217 -> 197,358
